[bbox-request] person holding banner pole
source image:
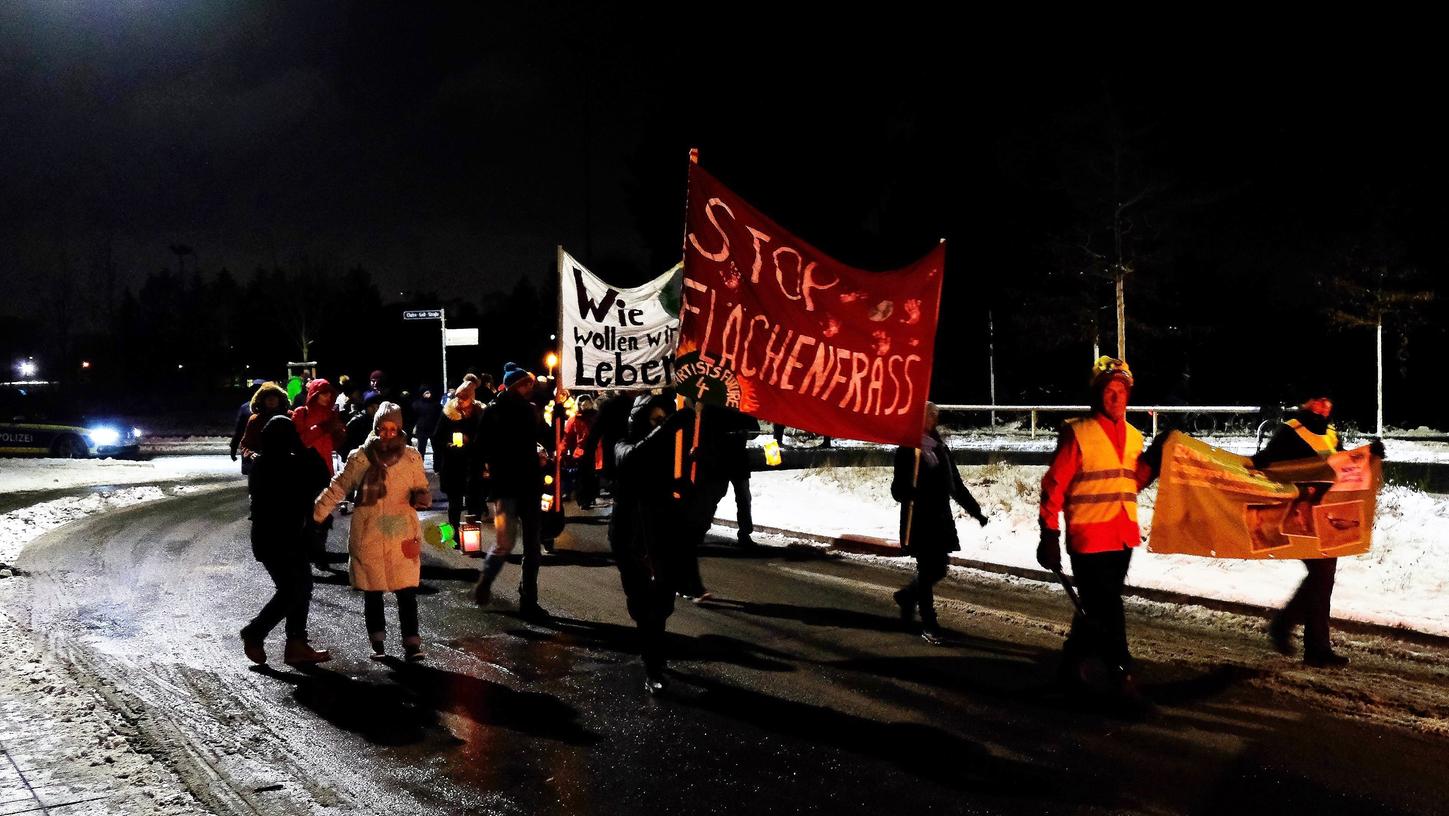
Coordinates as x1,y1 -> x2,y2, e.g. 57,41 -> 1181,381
1037,358 -> 1159,701
891,402 -> 987,644
610,393 -> 696,694
1253,392 -> 1381,668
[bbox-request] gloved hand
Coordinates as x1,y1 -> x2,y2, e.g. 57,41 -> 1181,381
230,450 -> 238,462
1369,439 -> 1386,460
974,513 -> 989,528
1037,527 -> 1062,571
668,407 -> 697,429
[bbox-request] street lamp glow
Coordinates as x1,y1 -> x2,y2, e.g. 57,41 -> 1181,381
17,360 -> 37,378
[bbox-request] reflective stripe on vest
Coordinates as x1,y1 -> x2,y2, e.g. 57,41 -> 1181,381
1286,418 -> 1337,457
1064,417 -> 1143,526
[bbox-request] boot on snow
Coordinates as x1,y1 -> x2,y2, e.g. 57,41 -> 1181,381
283,639 -> 332,666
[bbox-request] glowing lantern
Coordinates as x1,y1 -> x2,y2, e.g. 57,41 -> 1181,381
452,432 -> 464,447
459,520 -> 483,554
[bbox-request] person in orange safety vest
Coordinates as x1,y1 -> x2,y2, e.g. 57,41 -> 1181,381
1038,357 -> 1160,700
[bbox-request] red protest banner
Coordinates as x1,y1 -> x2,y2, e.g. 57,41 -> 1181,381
673,163 -> 945,447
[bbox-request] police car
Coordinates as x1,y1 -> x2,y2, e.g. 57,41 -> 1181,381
0,382 -> 143,459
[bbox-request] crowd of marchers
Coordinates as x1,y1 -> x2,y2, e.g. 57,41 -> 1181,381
226,357 -> 1378,706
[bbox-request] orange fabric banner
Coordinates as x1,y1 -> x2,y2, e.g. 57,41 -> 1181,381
1148,431 -> 1382,559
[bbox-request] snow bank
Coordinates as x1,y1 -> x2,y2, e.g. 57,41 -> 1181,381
0,454 -> 238,493
0,485 -> 217,565
752,429 -> 1449,462
729,465 -> 1449,637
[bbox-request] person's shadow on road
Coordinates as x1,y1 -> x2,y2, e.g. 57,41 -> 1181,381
664,672 -> 1076,803
251,661 -> 596,748
492,614 -> 798,674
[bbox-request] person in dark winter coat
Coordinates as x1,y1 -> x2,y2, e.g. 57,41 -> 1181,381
472,364 -> 551,618
240,416 -> 332,666
431,378 -> 486,530
343,393 -> 384,461
610,393 -> 696,694
238,382 -> 292,473
1253,393 -> 1380,668
891,402 -> 988,643
229,382 -> 263,471
692,404 -> 760,548
410,386 -> 443,460
363,369 -> 391,404
581,390 -> 632,497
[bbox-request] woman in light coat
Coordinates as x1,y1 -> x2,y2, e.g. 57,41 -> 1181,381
314,402 -> 433,660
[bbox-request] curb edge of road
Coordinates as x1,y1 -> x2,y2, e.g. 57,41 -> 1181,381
711,516 -> 1449,650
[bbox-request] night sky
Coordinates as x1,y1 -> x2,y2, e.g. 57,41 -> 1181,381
3,6 -> 1444,421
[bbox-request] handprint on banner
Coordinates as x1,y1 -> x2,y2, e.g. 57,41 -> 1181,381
872,330 -> 891,356
902,299 -> 922,325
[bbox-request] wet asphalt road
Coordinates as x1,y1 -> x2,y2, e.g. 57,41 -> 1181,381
12,483 -> 1449,815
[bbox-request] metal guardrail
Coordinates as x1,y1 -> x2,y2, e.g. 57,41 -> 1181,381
935,404 -> 1264,438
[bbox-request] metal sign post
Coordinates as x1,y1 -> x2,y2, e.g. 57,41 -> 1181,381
404,309 -> 447,391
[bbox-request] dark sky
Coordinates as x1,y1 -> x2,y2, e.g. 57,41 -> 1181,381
2,5 -> 1444,326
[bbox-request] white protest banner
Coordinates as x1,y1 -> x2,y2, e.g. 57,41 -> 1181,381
559,249 -> 681,391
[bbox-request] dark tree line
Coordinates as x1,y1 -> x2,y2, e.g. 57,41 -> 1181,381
4,257 -> 557,422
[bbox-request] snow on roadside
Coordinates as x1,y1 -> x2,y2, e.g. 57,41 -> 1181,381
0,484 -> 219,815
754,429 -> 1449,462
729,465 -> 1449,637
0,604 -> 209,815
0,455 -> 238,494
0,485 -> 216,570
139,435 -> 231,457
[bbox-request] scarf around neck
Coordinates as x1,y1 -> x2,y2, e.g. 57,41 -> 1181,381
357,434 -> 407,507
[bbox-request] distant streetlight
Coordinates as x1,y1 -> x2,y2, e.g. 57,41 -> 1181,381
81,361 -> 92,369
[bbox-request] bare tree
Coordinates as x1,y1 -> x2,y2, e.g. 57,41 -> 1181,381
1056,96 -> 1167,361
1323,230 -> 1434,435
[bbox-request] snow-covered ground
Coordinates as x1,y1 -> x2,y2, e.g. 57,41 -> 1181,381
0,454 -> 236,815
723,464 -> 1449,637
761,427 -> 1449,463
0,455 -> 239,494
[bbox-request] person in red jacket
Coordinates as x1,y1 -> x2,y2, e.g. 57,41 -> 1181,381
290,378 -> 347,568
1038,357 -> 1159,700
291,379 -> 346,475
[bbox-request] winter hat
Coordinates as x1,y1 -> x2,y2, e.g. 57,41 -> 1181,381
249,381 -> 289,414
502,362 -> 534,390
369,369 -> 385,381
259,414 -> 301,456
372,401 -> 404,432
305,378 -> 334,404
1089,356 -> 1134,392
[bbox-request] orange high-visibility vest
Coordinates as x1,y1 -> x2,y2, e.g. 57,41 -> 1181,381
1286,418 -> 1338,457
1064,417 -> 1144,527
